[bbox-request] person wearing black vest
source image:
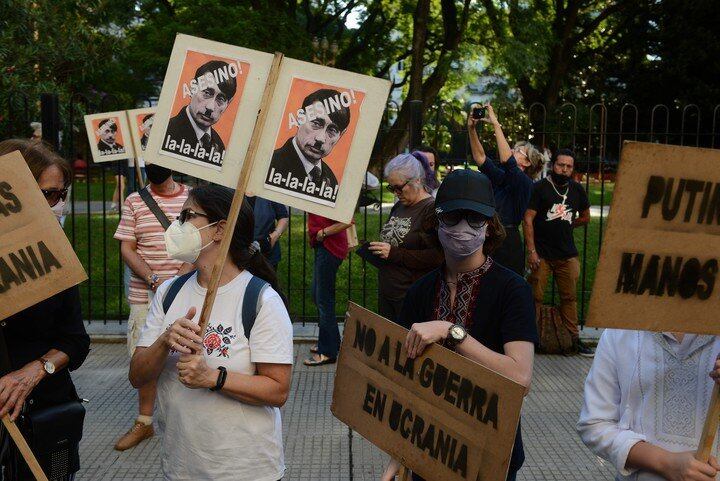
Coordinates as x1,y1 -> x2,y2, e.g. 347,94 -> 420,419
381,169 -> 537,481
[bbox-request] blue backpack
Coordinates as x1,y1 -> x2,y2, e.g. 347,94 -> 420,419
162,271 -> 268,340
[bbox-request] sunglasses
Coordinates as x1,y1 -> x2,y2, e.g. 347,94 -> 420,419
42,188 -> 68,207
387,180 -> 410,194
178,208 -> 209,224
438,210 -> 490,229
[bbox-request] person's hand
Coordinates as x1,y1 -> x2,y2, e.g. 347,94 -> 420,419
710,354 -> 720,385
0,362 -> 45,421
405,321 -> 453,359
661,451 -> 718,481
381,458 -> 401,481
177,354 -> 215,389
369,242 -> 391,259
316,229 -> 326,242
269,231 -> 280,248
528,250 -> 541,271
467,107 -> 480,129
164,307 -> 202,354
482,104 -> 500,127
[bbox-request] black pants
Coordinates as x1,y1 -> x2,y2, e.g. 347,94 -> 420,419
378,295 -> 405,324
492,225 -> 525,276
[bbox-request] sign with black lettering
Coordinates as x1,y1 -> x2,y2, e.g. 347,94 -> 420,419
0,151 -> 87,320
331,303 -> 525,481
588,142 -> 720,334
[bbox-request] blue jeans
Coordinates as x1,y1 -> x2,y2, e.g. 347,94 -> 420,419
312,245 -> 343,358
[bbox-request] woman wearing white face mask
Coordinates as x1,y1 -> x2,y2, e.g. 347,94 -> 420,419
129,184 -> 293,481
0,139 -> 90,481
380,169 -> 537,481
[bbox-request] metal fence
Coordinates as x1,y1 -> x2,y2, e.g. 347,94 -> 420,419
2,92 -> 719,324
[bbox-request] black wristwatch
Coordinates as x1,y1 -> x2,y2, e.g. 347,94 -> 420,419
210,366 -> 228,392
445,323 -> 468,350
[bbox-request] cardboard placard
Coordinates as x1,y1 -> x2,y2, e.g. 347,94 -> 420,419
127,107 -> 156,156
588,142 -> 720,334
144,34 -> 274,183
249,60 -> 390,223
0,151 -> 87,320
331,303 -> 525,481
83,111 -> 134,163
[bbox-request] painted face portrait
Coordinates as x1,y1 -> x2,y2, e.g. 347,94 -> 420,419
141,115 -> 154,135
295,101 -> 345,162
98,120 -> 117,145
188,76 -> 231,129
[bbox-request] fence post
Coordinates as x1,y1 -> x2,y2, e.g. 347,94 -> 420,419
408,100 -> 423,150
40,93 -> 61,150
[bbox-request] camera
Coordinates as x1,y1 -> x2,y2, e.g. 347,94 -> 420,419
472,106 -> 487,120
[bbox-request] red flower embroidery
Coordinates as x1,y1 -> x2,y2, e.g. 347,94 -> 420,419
204,333 -> 222,350
203,324 -> 236,358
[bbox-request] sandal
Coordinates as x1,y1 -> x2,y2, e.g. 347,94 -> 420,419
310,345 -> 319,354
303,355 -> 337,366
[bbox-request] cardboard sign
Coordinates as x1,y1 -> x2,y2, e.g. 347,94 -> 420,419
588,142 -> 720,334
331,303 -> 525,481
250,60 -> 390,222
83,111 -> 134,163
0,151 -> 87,320
145,34 -> 274,183
127,107 -> 156,155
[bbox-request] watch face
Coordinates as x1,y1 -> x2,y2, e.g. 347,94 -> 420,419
451,325 -> 465,340
44,361 -> 56,374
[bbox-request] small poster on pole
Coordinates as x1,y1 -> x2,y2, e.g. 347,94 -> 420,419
83,112 -> 134,163
127,107 -> 156,155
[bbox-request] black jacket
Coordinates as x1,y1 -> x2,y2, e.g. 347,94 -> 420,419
166,106 -> 225,157
267,137 -> 338,191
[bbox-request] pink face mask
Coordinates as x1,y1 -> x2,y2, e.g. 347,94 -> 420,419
438,220 -> 487,259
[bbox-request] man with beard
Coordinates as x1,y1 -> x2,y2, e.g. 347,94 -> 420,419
164,60 -> 237,166
97,118 -> 125,155
266,89 -> 350,203
523,149 -> 592,356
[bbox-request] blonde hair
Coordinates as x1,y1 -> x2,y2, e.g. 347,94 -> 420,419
514,141 -> 546,179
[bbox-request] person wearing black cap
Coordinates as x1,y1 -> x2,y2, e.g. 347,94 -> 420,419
381,169 -> 538,481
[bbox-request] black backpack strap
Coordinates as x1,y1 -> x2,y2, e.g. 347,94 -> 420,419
242,276 -> 269,340
162,270 -> 197,314
139,186 -> 172,230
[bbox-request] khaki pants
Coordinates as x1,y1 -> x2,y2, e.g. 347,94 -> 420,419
127,291 -> 153,357
528,257 -> 580,339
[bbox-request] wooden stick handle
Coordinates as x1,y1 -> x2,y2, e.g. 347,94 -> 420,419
697,383 -> 720,461
135,158 -> 145,190
196,52 -> 284,335
399,465 -> 410,481
1,415 -> 49,481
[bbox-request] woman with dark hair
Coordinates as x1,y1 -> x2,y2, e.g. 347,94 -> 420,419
0,139 -> 90,481
129,184 -> 293,481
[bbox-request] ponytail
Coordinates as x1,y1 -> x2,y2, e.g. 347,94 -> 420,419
411,150 -> 440,190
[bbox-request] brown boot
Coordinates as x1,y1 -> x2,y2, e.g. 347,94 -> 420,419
114,421 -> 154,451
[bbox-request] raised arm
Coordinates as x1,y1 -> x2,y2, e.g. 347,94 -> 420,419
484,104 -> 513,163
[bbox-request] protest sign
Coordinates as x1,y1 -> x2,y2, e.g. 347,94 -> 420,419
127,107 -> 156,155
249,59 -> 390,223
83,112 -> 134,163
587,142 -> 720,335
144,34 -> 274,186
332,303 -> 525,481
0,151 -> 87,320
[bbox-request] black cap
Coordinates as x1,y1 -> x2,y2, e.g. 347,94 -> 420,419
435,169 -> 495,217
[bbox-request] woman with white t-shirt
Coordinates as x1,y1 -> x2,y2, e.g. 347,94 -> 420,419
129,185 -> 293,481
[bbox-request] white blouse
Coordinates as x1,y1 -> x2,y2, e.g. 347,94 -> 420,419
577,329 -> 720,481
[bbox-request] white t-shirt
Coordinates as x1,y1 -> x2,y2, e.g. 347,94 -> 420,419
137,270 -> 294,481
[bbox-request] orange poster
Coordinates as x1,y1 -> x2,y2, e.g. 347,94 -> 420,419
158,49 -> 250,170
84,111 -> 134,163
264,78 -> 365,207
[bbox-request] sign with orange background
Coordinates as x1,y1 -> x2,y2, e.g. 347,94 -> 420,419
272,77 -> 365,183
83,111 -> 134,163
91,117 -> 126,151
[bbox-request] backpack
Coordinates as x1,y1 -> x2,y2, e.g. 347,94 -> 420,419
162,271 -> 268,340
535,305 -> 576,355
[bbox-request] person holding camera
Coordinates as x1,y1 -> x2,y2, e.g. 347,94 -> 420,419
467,104 -> 544,275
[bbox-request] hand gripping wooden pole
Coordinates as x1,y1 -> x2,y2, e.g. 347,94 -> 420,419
196,52 -> 284,335
696,383 -> 720,462
1,415 -> 49,481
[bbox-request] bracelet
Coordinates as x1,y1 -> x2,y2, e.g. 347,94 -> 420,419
210,366 -> 227,392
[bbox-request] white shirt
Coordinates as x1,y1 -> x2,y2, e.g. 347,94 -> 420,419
137,271 -> 294,481
577,329 -> 720,481
292,136 -> 321,175
185,107 -> 211,141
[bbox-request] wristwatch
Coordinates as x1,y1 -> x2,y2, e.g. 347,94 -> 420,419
146,273 -> 159,287
446,324 -> 468,349
39,357 -> 56,375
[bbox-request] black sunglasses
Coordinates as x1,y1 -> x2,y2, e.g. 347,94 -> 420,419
178,208 -> 209,224
438,210 -> 490,229
387,180 -> 410,194
41,188 -> 68,207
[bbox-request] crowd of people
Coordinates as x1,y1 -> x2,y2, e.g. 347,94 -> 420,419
2,103 -> 720,481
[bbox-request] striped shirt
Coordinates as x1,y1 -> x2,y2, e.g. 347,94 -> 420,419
114,184 -> 189,304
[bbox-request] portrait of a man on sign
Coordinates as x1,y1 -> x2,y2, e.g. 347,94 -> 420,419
95,118 -> 126,156
265,79 -> 365,207
159,50 -> 250,170
139,113 -> 154,151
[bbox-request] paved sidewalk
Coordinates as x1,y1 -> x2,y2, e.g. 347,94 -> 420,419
72,343 -> 613,481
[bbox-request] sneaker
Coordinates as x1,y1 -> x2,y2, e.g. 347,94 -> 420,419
114,421 -> 154,451
577,341 -> 595,358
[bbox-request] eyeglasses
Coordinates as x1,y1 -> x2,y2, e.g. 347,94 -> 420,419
41,188 -> 68,207
438,210 -> 490,229
178,208 -> 209,224
387,180 -> 410,194
512,147 -> 528,158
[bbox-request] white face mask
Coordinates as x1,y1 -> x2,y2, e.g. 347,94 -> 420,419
164,219 -> 218,264
51,200 -> 66,221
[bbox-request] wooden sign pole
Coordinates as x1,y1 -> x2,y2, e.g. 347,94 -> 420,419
134,158 -> 145,190
2,415 -> 49,481
399,465 -> 410,481
196,52 -> 284,335
696,383 -> 720,461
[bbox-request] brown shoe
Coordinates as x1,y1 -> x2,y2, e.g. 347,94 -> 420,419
114,421 -> 154,451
